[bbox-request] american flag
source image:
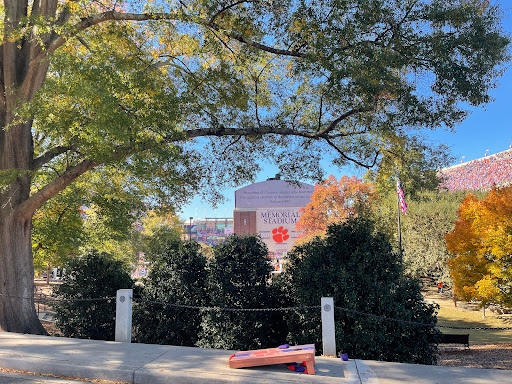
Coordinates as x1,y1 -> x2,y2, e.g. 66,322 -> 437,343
396,177 -> 407,216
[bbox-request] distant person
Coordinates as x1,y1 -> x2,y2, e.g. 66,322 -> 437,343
437,282 -> 443,293
452,293 -> 458,307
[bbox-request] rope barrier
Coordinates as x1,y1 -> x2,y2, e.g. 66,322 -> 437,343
335,306 -> 512,330
0,293 -> 115,303
4,292 -> 512,331
133,297 -> 320,312
37,297 -> 116,303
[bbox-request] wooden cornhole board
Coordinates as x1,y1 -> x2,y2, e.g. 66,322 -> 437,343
228,344 -> 315,375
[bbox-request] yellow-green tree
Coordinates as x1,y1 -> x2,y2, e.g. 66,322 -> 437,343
131,209 -> 184,258
445,187 -> 512,308
32,170 -> 148,277
32,187 -> 86,280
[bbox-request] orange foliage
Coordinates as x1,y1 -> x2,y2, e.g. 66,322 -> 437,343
445,186 -> 512,306
446,253 -> 488,302
295,175 -> 376,242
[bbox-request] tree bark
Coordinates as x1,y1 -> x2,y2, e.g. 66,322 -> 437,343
0,208 -> 46,334
0,0 -> 58,334
0,102 -> 46,333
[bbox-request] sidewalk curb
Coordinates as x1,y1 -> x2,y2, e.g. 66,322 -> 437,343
0,356 -> 135,383
0,355 -> 136,383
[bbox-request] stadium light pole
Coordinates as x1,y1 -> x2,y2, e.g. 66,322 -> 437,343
189,217 -> 193,241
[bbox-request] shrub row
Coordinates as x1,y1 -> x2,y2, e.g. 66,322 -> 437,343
52,217 -> 440,364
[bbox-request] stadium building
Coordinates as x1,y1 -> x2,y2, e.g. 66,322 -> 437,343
233,175 -> 314,272
439,148 -> 512,191
184,217 -> 234,245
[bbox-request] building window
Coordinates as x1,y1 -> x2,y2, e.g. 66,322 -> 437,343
243,219 -> 247,226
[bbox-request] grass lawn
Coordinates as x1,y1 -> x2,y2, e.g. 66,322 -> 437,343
425,290 -> 512,345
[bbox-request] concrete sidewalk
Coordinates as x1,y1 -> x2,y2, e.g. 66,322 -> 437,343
0,332 -> 510,384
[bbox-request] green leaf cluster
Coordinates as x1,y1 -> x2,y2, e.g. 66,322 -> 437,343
32,169 -> 148,271
16,0 -> 508,206
371,189 -> 481,281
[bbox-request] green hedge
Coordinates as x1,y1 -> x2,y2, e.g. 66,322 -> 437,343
52,250 -> 134,341
281,217 -> 440,364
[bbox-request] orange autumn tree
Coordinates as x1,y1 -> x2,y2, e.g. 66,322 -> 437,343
445,186 -> 512,308
295,175 -> 376,243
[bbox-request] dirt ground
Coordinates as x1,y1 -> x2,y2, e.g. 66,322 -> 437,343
438,343 -> 512,370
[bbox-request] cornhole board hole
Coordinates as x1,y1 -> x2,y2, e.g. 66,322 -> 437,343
228,344 -> 315,375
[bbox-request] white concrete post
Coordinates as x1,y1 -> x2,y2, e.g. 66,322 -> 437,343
321,297 -> 336,356
115,289 -> 133,343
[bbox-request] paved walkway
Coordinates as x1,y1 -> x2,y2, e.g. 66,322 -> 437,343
0,332 -> 511,384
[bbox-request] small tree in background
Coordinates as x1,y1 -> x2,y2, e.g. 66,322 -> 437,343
32,187 -> 86,282
282,217 -> 439,364
197,235 -> 287,350
371,189 -> 470,282
130,209 -> 184,257
52,250 -> 134,340
295,175 -> 376,244
133,236 -> 207,346
445,187 -> 512,310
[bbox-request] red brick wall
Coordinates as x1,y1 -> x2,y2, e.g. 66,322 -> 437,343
234,211 -> 257,235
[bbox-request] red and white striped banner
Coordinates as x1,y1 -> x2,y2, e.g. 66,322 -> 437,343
396,178 -> 407,216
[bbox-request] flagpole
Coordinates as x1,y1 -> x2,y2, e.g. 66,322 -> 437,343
397,180 -> 402,251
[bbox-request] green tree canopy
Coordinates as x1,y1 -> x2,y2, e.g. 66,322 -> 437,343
134,238 -> 208,346
0,0 -> 509,333
400,190 -> 471,281
371,189 -> 473,281
197,235 -> 287,350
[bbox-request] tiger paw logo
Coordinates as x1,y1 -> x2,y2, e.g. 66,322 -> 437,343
272,227 -> 289,243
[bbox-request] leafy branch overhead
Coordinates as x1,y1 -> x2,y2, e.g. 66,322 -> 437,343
3,0 -> 507,215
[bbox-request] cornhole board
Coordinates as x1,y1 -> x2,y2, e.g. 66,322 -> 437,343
228,344 -> 315,375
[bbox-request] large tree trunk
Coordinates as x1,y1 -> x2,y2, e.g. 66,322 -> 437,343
0,0 -> 58,334
0,117 -> 46,333
0,208 -> 46,334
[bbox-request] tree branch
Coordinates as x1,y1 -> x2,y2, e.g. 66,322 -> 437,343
221,136 -> 243,155
314,105 -> 375,137
210,0 -> 260,22
32,146 -> 73,170
45,11 -> 306,58
17,159 -> 96,218
179,101 -> 375,142
181,124 -> 302,140
324,137 -> 380,169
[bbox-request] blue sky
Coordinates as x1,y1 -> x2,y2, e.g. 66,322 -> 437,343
179,2 -> 512,221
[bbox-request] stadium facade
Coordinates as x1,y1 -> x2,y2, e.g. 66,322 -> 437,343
233,176 -> 314,272
439,148 -> 512,191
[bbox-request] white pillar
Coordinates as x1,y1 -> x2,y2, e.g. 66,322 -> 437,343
115,289 -> 133,343
321,297 -> 336,356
